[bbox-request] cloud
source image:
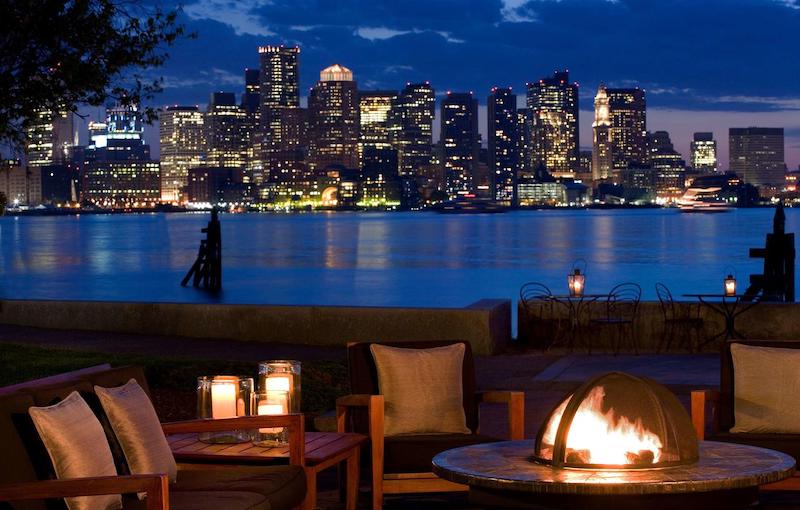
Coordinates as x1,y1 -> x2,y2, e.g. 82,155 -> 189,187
500,0 -> 538,23
354,26 -> 465,43
184,0 -> 274,36
161,68 -> 244,90
707,95 -> 800,110
775,0 -> 800,8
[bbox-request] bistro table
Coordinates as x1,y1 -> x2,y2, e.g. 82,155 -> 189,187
683,294 -> 760,346
548,294 -> 609,351
168,431 -> 367,510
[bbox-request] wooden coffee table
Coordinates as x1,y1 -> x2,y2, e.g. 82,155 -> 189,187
168,431 -> 367,510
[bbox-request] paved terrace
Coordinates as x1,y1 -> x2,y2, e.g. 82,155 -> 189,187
1,325 -> 795,509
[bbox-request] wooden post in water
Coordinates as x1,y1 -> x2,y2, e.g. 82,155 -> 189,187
181,208 -> 222,291
744,203 -> 795,302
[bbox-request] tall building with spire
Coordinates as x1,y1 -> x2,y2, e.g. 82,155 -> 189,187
308,64 -> 359,172
159,105 -> 205,202
390,82 -> 435,176
527,70 -> 579,177
488,87 -> 517,203
592,85 -> 647,183
441,91 -> 479,198
258,45 -> 303,182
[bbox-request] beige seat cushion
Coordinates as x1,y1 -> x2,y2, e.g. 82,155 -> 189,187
95,379 -> 177,483
730,343 -> 800,433
122,490 -> 269,510
370,343 -> 470,436
28,391 -> 122,510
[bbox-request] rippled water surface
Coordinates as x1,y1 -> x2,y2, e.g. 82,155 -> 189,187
1,209 -> 795,307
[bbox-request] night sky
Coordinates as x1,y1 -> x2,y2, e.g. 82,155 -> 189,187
134,0 -> 800,167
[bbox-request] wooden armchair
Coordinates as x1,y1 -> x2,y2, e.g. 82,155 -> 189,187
336,341 -> 524,510
691,340 -> 800,491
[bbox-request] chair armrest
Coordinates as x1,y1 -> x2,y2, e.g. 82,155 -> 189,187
477,391 -> 525,440
0,474 -> 168,510
691,389 -> 720,440
162,414 -> 305,465
336,394 -> 384,482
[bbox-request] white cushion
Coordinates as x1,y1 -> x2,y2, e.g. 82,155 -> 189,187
29,391 -> 122,510
95,379 -> 177,486
730,343 -> 800,433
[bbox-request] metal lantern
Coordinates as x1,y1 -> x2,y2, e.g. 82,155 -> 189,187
724,274 -> 737,297
568,269 -> 585,297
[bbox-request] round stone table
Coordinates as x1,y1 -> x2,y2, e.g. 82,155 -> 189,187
432,440 -> 795,510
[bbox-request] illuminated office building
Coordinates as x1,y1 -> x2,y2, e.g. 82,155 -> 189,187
159,105 -> 205,202
83,104 -> 160,207
592,85 -> 647,182
648,130 -> 685,198
441,91 -> 479,198
488,87 -> 517,203
0,159 -> 41,206
358,90 -> 396,165
690,132 -> 717,174
242,68 -> 262,181
25,109 -> 74,167
516,108 -> 532,178
527,71 -> 579,177
390,82 -> 435,176
729,127 -> 785,187
205,92 -> 247,169
308,64 -> 359,172
259,45 -> 304,182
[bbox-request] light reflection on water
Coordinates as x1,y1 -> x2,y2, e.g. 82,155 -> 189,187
0,209 -> 795,311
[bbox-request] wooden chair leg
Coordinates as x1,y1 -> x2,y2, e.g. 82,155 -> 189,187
303,467 -> 317,510
347,446 -> 360,510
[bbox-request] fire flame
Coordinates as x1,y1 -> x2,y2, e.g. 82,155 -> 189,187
541,386 -> 663,466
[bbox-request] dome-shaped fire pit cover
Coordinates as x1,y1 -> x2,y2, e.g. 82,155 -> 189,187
534,372 -> 699,469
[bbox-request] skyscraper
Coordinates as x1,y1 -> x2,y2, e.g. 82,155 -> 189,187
258,45 -> 303,183
83,104 -> 160,208
441,91 -> 479,198
593,85 -> 647,181
242,68 -> 262,181
159,105 -> 205,202
488,87 -> 517,203
527,70 -> 579,177
25,109 -> 74,167
729,128 -> 785,187
390,82 -> 435,176
648,130 -> 685,198
690,132 -> 717,174
308,64 -> 359,172
358,90 -> 396,165
205,92 -> 247,169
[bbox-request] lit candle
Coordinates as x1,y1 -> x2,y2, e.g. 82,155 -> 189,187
724,274 -> 736,297
257,394 -> 288,433
265,375 -> 292,393
210,380 -> 238,419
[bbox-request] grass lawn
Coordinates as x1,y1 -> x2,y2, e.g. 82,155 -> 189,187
0,342 -> 349,423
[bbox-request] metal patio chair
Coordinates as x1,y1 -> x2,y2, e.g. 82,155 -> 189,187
589,282 -> 642,354
655,283 -> 704,352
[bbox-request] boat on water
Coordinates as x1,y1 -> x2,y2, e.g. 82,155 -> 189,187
432,198 -> 508,214
677,187 -> 733,213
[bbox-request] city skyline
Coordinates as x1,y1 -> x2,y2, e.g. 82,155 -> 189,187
116,0 -> 800,168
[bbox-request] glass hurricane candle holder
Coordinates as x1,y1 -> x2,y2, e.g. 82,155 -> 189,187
252,390 -> 290,447
197,375 -> 254,443
258,360 -> 301,413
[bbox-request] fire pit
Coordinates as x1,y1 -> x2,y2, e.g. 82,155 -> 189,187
534,371 -> 698,469
432,371 -> 795,510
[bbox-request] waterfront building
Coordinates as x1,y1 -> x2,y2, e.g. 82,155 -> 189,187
648,130 -> 686,200
358,90 -> 396,166
592,85 -> 647,181
308,64 -> 359,173
577,150 -> 593,183
187,166 -> 247,205
25,109 -> 74,167
205,92 -> 247,170
527,70 -> 579,177
242,68 -> 262,183
390,82 -> 435,176
259,45 -> 304,183
159,105 -> 205,203
83,104 -> 160,208
690,132 -> 717,174
516,108 -> 532,179
0,160 -> 41,206
729,127 -> 785,187
441,91 -> 479,198
488,87 -> 518,203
